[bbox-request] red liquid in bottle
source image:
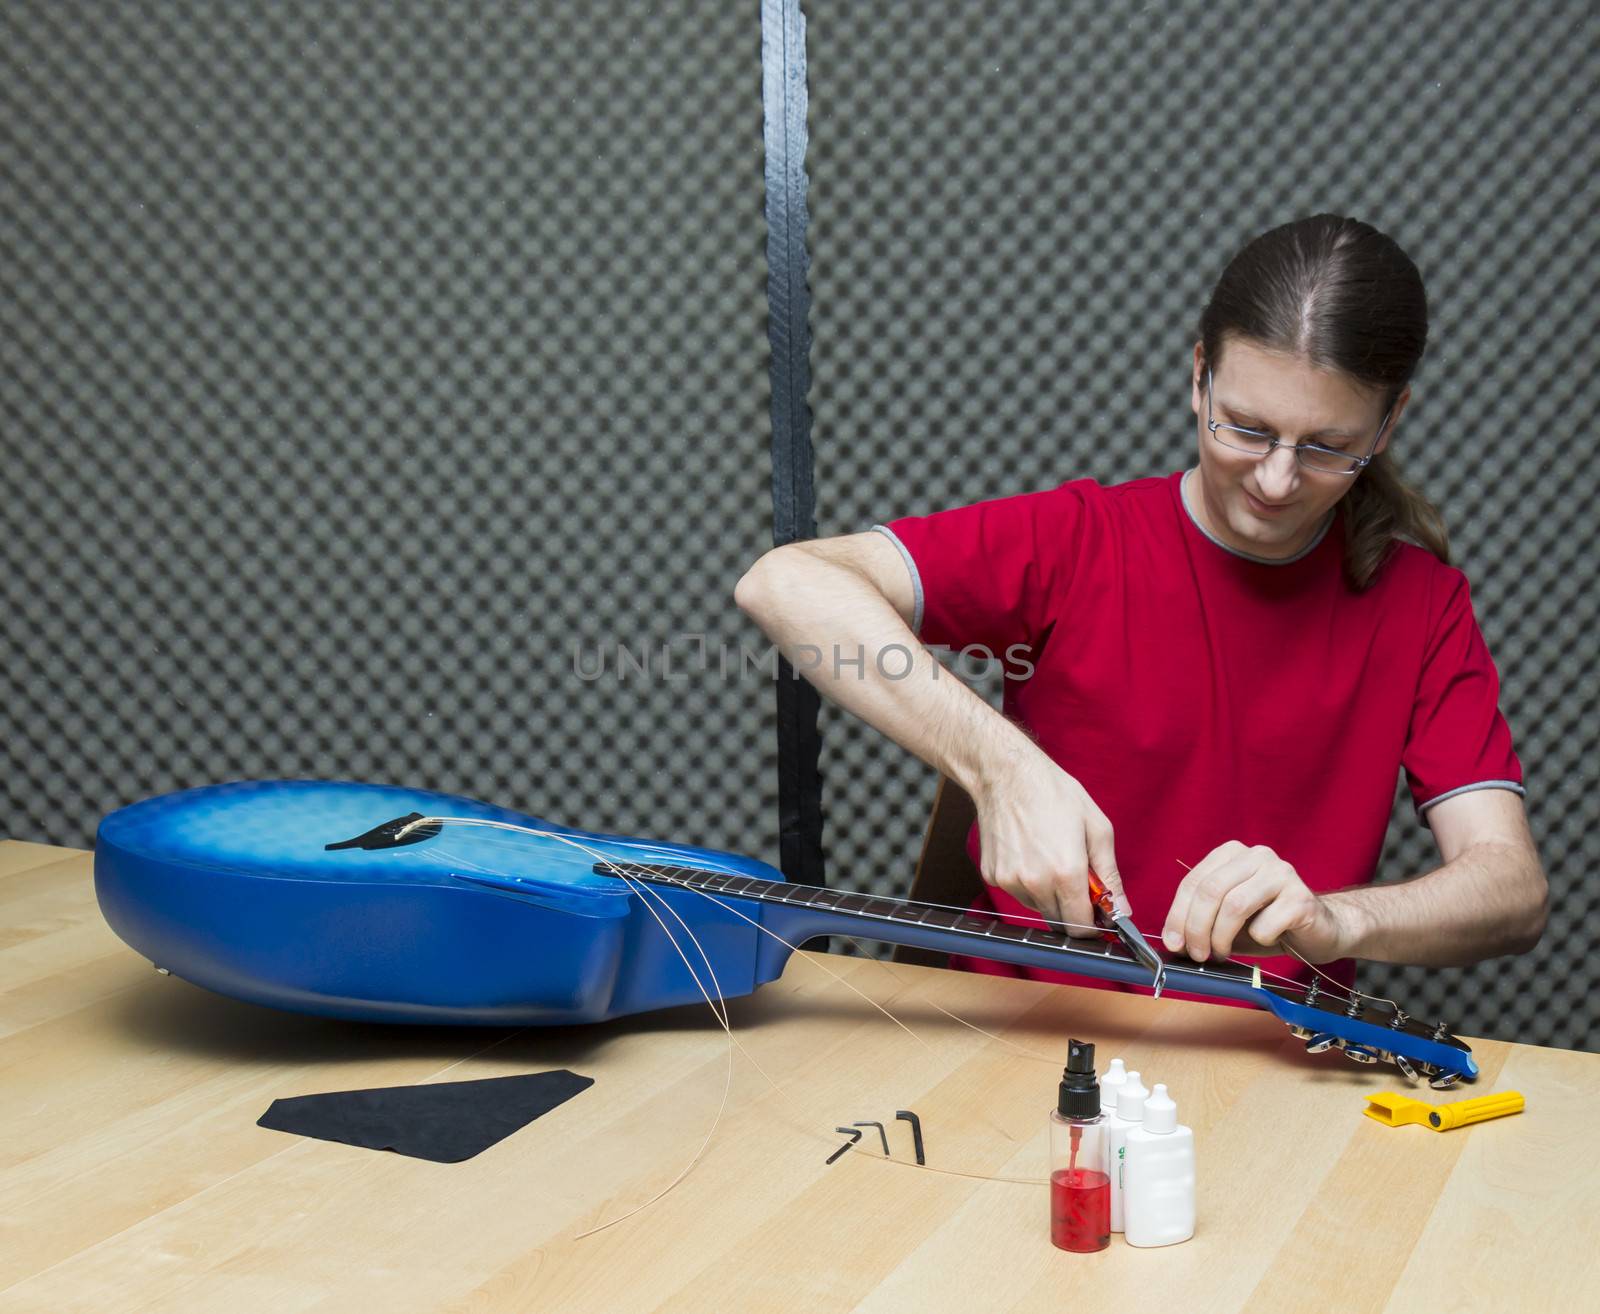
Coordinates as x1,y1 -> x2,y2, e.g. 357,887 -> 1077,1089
1050,1167 -> 1111,1252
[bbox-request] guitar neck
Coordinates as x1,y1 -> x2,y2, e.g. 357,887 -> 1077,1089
591,858 -> 1479,1083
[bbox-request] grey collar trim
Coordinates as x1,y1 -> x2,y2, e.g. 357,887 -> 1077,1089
1179,468 -> 1334,566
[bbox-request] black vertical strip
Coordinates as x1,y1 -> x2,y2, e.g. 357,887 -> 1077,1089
761,0 -> 825,888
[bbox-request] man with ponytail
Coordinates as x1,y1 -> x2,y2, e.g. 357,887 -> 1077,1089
736,214 -> 1547,999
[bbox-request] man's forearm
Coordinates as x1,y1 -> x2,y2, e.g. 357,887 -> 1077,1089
735,548 -> 1037,800
1322,840 -> 1548,968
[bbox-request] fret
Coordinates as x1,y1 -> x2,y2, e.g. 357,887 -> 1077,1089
858,898 -> 901,918
658,864 -> 696,881
832,892 -> 873,915
810,889 -> 845,908
1023,927 -> 1067,948
914,907 -> 961,930
672,866 -> 722,888
986,921 -> 1030,942
954,913 -> 995,935
731,874 -> 779,899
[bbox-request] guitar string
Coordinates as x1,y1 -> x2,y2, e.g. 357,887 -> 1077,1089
403,815 -> 1374,1012
430,827 -> 1467,1090
415,823 -> 1081,1169
405,819 -> 1454,1209
628,876 -> 1057,1187
402,815 -> 1460,1128
408,820 -> 1055,1187
411,830 -> 741,1236
830,938 -> 1068,1065
602,866 -> 1057,1188
405,817 -> 943,1054
572,871 -> 736,1238
422,820 -> 1440,1102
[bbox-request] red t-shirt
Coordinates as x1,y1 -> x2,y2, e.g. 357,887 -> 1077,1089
874,468 -> 1524,1001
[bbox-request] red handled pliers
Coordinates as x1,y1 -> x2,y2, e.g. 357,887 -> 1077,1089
1088,871 -> 1167,998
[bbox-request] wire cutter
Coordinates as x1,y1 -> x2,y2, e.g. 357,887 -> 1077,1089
1088,871 -> 1167,998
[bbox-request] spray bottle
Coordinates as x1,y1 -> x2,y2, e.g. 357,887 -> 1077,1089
1048,1038 -> 1109,1252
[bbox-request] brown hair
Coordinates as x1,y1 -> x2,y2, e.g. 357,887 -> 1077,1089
1195,214 -> 1450,590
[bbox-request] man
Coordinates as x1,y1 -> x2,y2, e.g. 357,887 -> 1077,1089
735,215 -> 1547,995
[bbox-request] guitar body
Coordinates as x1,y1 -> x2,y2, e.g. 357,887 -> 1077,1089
94,779 -> 788,1025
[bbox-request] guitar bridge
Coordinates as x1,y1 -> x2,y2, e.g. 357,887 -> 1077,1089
325,811 -> 442,851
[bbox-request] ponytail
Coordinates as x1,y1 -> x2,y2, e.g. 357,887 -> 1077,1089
1340,447 -> 1451,590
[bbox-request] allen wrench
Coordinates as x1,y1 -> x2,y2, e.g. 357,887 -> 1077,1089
896,1109 -> 925,1165
825,1126 -> 862,1164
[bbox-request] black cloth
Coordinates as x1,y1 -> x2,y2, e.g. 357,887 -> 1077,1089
257,1069 -> 593,1163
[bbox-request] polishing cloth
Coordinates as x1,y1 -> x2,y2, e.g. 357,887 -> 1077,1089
258,1069 -> 594,1163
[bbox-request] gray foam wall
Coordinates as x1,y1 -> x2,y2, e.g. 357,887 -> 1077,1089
4,1 -> 1595,1050
3,0 -> 779,864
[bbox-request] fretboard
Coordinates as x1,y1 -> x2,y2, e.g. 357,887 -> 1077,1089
590,858 -> 1252,987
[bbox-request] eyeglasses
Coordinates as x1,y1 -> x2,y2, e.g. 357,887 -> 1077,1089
1205,366 -> 1392,476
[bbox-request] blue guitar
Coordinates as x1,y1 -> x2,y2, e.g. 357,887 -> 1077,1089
94,778 -> 1477,1087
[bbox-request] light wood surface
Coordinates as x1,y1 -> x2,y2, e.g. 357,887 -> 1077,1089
2,839 -> 1595,1313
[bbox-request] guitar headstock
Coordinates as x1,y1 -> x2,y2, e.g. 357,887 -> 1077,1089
1256,978 -> 1478,1087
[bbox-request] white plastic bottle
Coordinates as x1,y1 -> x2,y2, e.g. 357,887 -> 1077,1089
1123,1083 -> 1196,1247
1104,1070 -> 1149,1233
1099,1057 -> 1129,1115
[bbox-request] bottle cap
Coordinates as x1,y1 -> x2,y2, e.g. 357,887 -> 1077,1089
1057,1038 -> 1100,1119
1098,1058 -> 1128,1112
1117,1070 -> 1150,1120
1144,1082 -> 1178,1134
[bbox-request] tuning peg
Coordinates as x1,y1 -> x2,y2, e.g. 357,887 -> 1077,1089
1428,1070 -> 1462,1091
1305,1032 -> 1340,1054
1392,1053 -> 1419,1081
1342,1043 -> 1379,1064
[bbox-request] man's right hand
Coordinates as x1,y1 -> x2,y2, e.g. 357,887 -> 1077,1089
971,742 -> 1126,936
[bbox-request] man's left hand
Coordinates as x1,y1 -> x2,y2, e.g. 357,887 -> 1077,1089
1161,840 -> 1347,963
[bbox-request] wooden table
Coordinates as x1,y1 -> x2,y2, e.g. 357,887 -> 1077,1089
3,838 -> 1596,1313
